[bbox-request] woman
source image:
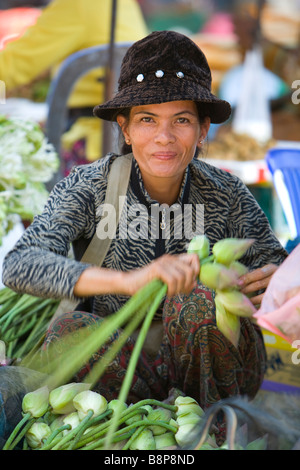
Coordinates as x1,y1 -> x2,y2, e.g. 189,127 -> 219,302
2,31 -> 287,440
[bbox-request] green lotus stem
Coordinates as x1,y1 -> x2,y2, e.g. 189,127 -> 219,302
4,314 -> 37,342
22,438 -> 30,450
74,400 -> 176,449
2,413 -> 33,450
39,426 -> 71,451
7,418 -> 37,451
3,299 -> 51,331
122,425 -> 146,450
72,407 -> 147,449
73,400 -> 177,450
104,283 -> 168,450
40,409 -> 113,450
37,279 -> 164,389
0,296 -> 21,318
199,254 -> 215,265
0,295 -> 42,330
92,431 -> 136,450
0,287 -> 19,305
51,410 -> 95,450
67,412 -> 108,450
7,337 -> 16,359
39,424 -> 71,449
82,418 -> 177,451
8,308 -> 37,330
13,306 -> 51,358
83,295 -> 155,388
14,302 -> 55,358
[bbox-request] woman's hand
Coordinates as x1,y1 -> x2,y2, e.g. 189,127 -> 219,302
124,253 -> 200,297
238,264 -> 278,307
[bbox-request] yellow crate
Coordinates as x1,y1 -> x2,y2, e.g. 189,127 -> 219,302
261,329 -> 300,393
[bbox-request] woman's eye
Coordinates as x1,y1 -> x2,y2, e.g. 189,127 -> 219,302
141,116 -> 153,123
177,117 -> 189,123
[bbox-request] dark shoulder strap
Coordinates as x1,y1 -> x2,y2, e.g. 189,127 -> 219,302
52,153 -> 133,319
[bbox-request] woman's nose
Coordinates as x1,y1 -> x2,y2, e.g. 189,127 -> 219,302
154,122 -> 176,144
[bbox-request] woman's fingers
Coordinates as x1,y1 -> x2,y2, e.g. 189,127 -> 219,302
238,264 -> 278,305
150,253 -> 200,296
124,253 -> 200,296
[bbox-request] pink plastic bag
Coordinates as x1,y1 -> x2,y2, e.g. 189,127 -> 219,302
253,244 -> 300,345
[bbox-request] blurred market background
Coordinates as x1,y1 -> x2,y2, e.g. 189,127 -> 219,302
0,0 -> 299,283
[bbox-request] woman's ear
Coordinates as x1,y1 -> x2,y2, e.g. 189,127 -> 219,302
197,117 -> 211,147
116,115 -> 130,143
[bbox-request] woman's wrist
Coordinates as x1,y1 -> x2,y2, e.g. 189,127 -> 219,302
73,266 -> 128,297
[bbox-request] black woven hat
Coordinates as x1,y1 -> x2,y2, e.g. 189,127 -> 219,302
94,30 -> 231,124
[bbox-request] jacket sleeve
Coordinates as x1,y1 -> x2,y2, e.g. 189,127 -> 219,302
0,0 -> 84,90
2,168 -> 98,301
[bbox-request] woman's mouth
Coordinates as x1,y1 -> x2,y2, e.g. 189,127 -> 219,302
152,152 -> 177,160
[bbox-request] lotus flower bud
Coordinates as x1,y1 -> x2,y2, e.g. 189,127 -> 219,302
62,412 -> 80,435
139,404 -> 153,415
125,412 -> 143,425
108,399 -> 128,416
154,431 -> 177,449
169,418 -> 179,430
212,238 -> 255,266
146,407 -> 173,435
199,262 -> 238,290
22,386 -> 49,418
73,390 -> 107,420
175,396 -> 204,417
129,428 -> 156,450
175,423 -> 198,447
215,289 -> 257,317
49,382 -> 90,415
25,422 -> 51,449
215,295 -> 240,348
176,411 -> 202,427
229,261 -> 249,277
188,235 -> 210,260
49,415 -> 65,432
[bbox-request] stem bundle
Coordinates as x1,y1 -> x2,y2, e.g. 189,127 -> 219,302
0,287 -> 59,361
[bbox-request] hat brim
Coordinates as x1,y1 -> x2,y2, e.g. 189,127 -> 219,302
93,81 -> 231,124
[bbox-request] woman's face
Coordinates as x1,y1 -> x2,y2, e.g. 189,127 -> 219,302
117,101 -> 210,186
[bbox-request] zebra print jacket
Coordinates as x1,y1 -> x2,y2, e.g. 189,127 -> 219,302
2,153 -> 287,317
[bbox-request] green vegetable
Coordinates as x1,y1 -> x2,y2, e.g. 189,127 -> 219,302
73,390 -> 107,420
25,422 -> 51,449
0,115 -> 59,244
0,287 -> 59,360
22,386 -> 50,418
49,383 -> 90,415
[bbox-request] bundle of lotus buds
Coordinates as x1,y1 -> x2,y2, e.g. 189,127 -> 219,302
188,235 -> 257,348
3,382 -> 214,450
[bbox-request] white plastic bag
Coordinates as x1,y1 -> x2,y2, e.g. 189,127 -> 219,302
232,46 -> 272,143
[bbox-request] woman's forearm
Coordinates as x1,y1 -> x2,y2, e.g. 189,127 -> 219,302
74,252 -> 200,299
73,266 -> 128,297
74,253 -> 200,299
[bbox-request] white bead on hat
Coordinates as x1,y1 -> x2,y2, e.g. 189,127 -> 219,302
136,73 -> 144,82
136,70 -> 185,82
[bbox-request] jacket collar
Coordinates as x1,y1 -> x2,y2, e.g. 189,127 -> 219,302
130,158 -> 191,208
